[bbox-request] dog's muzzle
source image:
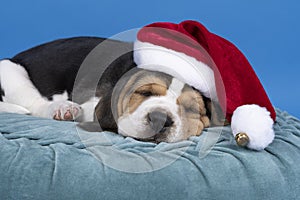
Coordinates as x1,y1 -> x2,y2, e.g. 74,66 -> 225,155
147,110 -> 174,134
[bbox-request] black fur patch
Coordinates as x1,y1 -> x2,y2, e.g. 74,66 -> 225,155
0,86 -> 4,101
10,37 -> 108,101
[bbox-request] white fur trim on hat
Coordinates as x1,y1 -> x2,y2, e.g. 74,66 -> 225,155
134,40 -> 217,100
231,104 -> 275,150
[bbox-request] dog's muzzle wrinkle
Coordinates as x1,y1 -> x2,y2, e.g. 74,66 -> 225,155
147,111 -> 174,133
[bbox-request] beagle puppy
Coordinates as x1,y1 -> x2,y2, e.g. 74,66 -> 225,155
0,37 -> 224,143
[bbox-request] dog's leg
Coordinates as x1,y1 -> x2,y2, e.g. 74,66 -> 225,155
0,59 -> 82,120
0,101 -> 30,114
79,97 -> 101,121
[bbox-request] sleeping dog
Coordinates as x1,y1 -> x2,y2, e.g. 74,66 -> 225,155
0,37 -> 223,143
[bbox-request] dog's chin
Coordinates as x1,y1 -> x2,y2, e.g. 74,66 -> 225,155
134,127 -> 178,143
137,135 -> 167,144
118,120 -> 174,143
126,130 -> 169,143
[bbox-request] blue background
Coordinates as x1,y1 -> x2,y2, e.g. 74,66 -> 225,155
1,0 -> 299,118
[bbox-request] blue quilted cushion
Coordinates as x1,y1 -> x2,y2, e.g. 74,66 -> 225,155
0,109 -> 299,200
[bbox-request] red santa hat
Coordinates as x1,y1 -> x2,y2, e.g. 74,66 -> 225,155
134,20 -> 276,150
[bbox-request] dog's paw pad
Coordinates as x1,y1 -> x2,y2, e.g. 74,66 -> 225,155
50,101 -> 82,121
63,110 -> 73,120
53,110 -> 62,120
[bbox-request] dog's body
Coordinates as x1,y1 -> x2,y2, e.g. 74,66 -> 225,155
0,37 -> 136,121
0,37 -> 223,143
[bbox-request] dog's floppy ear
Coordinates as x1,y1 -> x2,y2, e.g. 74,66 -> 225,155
94,48 -> 137,133
94,93 -> 118,132
203,96 -> 228,126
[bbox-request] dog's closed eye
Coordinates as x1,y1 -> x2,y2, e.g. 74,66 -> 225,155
134,83 -> 166,97
135,91 -> 154,97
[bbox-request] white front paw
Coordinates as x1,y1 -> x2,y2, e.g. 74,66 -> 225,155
48,101 -> 82,121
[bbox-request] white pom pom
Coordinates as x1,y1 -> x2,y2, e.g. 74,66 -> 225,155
231,104 -> 274,150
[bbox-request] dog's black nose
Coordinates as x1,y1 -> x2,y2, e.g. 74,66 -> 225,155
147,111 -> 174,133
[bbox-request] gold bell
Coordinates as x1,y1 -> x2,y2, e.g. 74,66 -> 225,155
235,132 -> 249,147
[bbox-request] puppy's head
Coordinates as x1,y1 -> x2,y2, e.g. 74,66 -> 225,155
95,69 -> 224,143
